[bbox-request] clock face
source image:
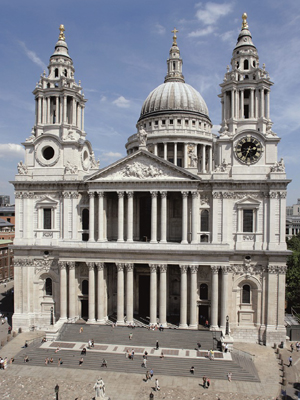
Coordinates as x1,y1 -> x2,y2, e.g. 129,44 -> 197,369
235,136 -> 262,164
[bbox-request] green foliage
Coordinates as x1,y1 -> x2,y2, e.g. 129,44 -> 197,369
286,234 -> 300,309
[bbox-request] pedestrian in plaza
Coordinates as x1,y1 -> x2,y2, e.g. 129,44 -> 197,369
49,357 -> 53,363
156,340 -> 159,350
125,349 -> 129,358
143,358 -> 147,368
160,351 -> 164,359
101,358 -> 107,368
79,327 -> 83,334
79,357 -> 84,366
206,378 -> 210,388
45,357 -> 49,365
155,378 -> 160,391
129,332 -> 133,340
190,366 -> 195,375
296,342 -> 300,352
202,376 -> 207,388
288,355 -> 293,367
227,372 -> 232,382
290,343 -> 294,352
131,349 -> 135,360
91,339 -> 94,347
58,358 -> 63,366
145,370 -> 151,382
197,342 -> 201,350
150,369 -> 154,380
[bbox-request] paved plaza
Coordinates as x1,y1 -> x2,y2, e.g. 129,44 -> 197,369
0,324 -> 286,400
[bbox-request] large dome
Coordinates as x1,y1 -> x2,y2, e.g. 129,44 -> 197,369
139,81 -> 209,120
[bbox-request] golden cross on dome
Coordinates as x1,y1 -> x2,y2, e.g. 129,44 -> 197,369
171,27 -> 179,46
59,24 -> 65,41
242,13 -> 248,29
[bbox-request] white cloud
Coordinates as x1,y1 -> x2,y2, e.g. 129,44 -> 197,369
195,2 -> 233,26
112,96 -> 130,108
18,41 -> 46,70
220,30 -> 236,43
100,151 -> 123,165
155,23 -> 166,35
0,143 -> 25,159
188,26 -> 214,37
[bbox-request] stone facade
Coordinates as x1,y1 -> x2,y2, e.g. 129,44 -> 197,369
11,17 -> 290,346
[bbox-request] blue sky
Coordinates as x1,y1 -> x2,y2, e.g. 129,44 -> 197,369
0,0 -> 299,205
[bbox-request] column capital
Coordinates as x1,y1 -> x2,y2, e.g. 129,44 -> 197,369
68,261 -> 76,270
95,262 -> 104,271
160,191 -> 167,198
179,264 -> 188,273
58,261 -> 67,270
116,263 -> 124,271
191,191 -> 198,199
149,264 -> 157,273
86,262 -> 95,270
125,263 -> 134,271
189,265 -> 199,274
158,264 -> 167,273
150,191 -> 158,198
97,191 -> 105,198
71,192 -> 79,199
126,191 -> 134,198
117,191 -> 125,198
88,191 -> 95,198
211,265 -> 220,274
220,265 -> 229,274
181,191 -> 189,198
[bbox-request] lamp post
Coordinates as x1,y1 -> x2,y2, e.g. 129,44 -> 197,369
55,384 -> 59,400
50,307 -> 54,325
225,315 -> 229,336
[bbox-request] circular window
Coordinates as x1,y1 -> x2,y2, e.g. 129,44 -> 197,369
43,146 -> 55,160
83,150 -> 89,161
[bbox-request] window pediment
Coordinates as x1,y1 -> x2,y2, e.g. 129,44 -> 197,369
36,196 -> 58,209
236,196 -> 260,209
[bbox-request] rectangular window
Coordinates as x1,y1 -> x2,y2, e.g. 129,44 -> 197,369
162,120 -> 165,125
169,119 -> 173,124
243,210 -> 253,232
43,208 -> 52,230
177,119 -> 181,124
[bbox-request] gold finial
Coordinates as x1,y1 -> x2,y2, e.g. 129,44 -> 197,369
59,24 -> 65,41
242,13 -> 248,30
171,27 -> 179,46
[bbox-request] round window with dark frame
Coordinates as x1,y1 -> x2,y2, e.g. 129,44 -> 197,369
43,146 -> 55,160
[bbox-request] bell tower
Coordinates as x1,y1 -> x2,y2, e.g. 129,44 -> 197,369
17,25 -> 99,181
215,13 -> 282,178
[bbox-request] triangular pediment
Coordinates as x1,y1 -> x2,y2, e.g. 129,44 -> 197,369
35,195 -> 58,207
236,196 -> 261,207
85,150 -> 201,182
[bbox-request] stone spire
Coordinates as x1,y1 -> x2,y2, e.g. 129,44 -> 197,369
164,28 -> 185,83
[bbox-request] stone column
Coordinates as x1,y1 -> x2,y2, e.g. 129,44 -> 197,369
164,143 -> 168,160
59,261 -> 67,320
125,263 -> 134,324
127,191 -> 134,242
150,191 -> 158,243
72,98 -> 76,125
38,97 -> 42,124
189,265 -> 199,328
220,266 -> 228,333
159,264 -> 167,327
179,265 -> 188,328
231,89 -> 234,118
87,262 -> 95,322
266,90 -> 270,119
88,192 -> 95,242
184,143 -> 188,168
117,191 -> 124,242
97,191 -> 105,242
68,262 -> 76,319
55,96 -> 59,123
208,146 -> 212,173
174,143 -> 178,166
154,144 -> 158,156
210,266 -> 219,329
240,89 -> 244,118
191,191 -> 198,244
116,263 -> 125,324
96,262 -> 105,323
47,97 -> 50,124
201,145 -> 206,173
71,193 -> 79,240
160,191 -> 167,243
250,89 -> 255,118
63,95 -> 67,123
260,88 -> 265,118
181,192 -> 188,244
149,264 -> 157,325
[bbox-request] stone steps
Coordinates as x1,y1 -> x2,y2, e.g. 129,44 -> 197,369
13,345 -> 260,382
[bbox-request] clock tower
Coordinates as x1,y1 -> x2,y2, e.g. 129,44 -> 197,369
216,13 -> 282,179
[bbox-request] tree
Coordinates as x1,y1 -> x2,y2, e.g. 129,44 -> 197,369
286,234 -> 300,311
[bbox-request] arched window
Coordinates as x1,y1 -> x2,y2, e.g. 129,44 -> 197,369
201,210 -> 209,232
64,69 -> 67,77
242,284 -> 251,303
244,59 -> 249,70
45,278 -> 52,296
200,283 -> 208,300
82,280 -> 88,295
55,68 -> 59,77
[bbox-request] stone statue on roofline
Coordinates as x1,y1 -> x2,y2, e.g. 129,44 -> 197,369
137,125 -> 147,148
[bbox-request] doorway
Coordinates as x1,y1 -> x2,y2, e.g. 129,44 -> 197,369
139,275 -> 150,317
81,299 -> 88,320
199,305 -> 209,325
139,196 -> 151,241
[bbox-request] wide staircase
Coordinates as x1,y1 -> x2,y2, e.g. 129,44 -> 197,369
13,324 -> 260,382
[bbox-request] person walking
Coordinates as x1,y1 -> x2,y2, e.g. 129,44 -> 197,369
143,358 -> 147,368
129,332 -> 133,340
150,369 -> 154,380
156,340 -> 159,350
206,378 -> 211,388
288,355 -> 293,367
202,376 -> 207,388
155,378 -> 160,391
131,349 -> 135,360
227,372 -> 232,382
145,370 -> 150,382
